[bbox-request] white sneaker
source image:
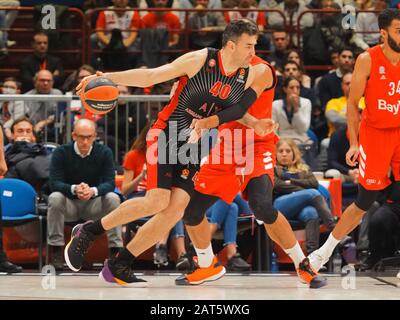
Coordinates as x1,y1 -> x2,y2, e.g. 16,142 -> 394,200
308,250 -> 329,272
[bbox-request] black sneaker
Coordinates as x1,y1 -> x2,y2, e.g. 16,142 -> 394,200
297,258 -> 328,289
99,259 -> 147,287
226,253 -> 251,272
175,253 -> 191,271
0,260 -> 22,273
64,221 -> 96,272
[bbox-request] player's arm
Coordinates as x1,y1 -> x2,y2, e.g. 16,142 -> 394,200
346,51 -> 370,167
76,49 -> 207,93
195,64 -> 274,129
237,113 -> 277,136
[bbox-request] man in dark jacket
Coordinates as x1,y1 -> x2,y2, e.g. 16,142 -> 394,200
47,119 -> 122,269
5,117 -> 50,191
19,32 -> 64,92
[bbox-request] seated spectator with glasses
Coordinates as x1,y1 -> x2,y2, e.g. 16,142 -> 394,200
47,119 -> 123,270
23,70 -> 63,143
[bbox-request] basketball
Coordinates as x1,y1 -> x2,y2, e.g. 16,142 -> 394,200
80,76 -> 119,115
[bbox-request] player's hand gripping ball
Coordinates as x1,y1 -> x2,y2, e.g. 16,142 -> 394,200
79,76 -> 119,115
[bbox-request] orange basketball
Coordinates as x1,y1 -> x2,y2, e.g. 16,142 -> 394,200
80,76 -> 119,115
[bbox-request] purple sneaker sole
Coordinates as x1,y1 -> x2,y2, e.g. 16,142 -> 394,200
99,260 -> 148,288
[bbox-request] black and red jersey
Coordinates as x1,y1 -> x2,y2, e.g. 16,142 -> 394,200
154,48 -> 250,132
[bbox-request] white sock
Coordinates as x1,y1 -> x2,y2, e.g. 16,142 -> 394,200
316,233 -> 340,259
284,242 -> 306,268
194,243 -> 214,268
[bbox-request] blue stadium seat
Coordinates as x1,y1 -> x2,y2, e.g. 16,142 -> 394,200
0,178 -> 44,271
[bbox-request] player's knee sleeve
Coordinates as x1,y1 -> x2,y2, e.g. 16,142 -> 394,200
248,196 -> 278,224
183,191 -> 219,226
355,184 -> 380,211
183,201 -> 206,226
246,175 -> 278,224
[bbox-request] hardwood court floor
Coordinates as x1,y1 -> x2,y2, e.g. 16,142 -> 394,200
0,272 -> 398,300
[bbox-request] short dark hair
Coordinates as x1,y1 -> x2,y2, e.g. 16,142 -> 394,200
283,76 -> 300,89
378,8 -> 400,30
11,117 -> 34,133
284,60 -> 300,71
222,19 -> 258,47
1,77 -> 21,90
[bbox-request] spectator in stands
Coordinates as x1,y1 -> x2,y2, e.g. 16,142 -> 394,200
272,76 -> 312,145
355,0 -> 387,48
5,117 -> 35,145
268,29 -> 290,74
141,0 -> 181,48
47,119 -> 122,270
224,0 -> 270,53
4,117 -> 50,195
61,64 -> 95,94
323,72 -> 365,146
0,0 -> 19,57
0,124 -> 23,273
317,48 -> 354,111
321,0 -> 365,51
91,0 -> 141,68
0,77 -> 26,141
97,84 -> 147,162
274,138 -> 336,254
206,193 -> 252,271
268,0 -> 314,46
23,70 -> 63,143
326,124 -> 359,184
188,0 -> 226,49
286,49 -> 311,88
224,0 -> 266,31
19,32 -> 64,92
178,0 -> 223,25
122,123 -> 191,270
274,61 -> 317,106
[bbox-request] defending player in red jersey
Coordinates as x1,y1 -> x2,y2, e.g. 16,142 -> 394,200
177,55 -> 327,288
308,8 -> 400,271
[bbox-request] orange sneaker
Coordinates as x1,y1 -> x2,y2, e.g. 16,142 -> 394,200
175,256 -> 226,285
297,258 -> 327,289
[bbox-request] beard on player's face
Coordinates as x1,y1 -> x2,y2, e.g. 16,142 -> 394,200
387,32 -> 400,53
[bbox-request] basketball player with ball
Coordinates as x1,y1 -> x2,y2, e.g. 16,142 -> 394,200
65,19 -> 319,287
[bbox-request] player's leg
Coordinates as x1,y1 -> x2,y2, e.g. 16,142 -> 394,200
99,186 -> 191,287
175,190 -> 226,285
173,160 -> 241,285
309,124 -> 393,271
64,145 -> 173,272
245,175 -> 327,288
